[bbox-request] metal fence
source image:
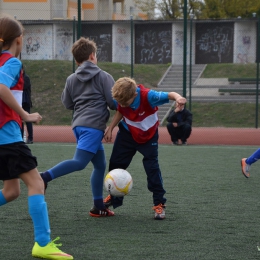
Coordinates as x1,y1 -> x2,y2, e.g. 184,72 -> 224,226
3,10 -> 259,143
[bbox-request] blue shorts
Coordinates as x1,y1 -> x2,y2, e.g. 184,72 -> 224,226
73,126 -> 104,154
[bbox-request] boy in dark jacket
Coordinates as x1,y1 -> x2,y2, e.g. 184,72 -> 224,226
22,69 -> 33,143
166,101 -> 192,145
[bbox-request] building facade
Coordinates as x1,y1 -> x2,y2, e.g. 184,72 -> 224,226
0,0 -> 148,20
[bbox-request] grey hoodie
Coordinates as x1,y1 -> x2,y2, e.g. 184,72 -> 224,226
61,61 -> 116,131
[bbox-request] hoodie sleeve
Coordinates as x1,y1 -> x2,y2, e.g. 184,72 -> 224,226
101,71 -> 117,110
61,77 -> 74,110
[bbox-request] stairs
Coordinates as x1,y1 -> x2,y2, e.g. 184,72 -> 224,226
155,64 -> 206,125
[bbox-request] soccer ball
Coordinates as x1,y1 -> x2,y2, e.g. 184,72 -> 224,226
104,169 -> 133,197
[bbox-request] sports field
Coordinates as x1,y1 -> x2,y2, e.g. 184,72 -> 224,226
1,143 -> 260,260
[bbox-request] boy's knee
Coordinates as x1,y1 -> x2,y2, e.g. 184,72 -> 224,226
4,189 -> 20,202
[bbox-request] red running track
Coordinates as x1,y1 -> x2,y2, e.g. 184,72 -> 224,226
32,126 -> 260,146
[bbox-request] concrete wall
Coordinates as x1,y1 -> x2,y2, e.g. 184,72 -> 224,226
20,20 -> 258,64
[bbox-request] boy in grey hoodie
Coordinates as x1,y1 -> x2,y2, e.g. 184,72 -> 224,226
41,37 -> 116,217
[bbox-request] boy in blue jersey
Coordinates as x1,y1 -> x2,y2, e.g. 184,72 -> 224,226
104,77 -> 186,219
0,15 -> 73,259
40,37 -> 116,217
241,149 -> 260,178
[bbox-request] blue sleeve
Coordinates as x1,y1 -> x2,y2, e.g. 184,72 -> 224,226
0,57 -> 22,88
113,99 -> 118,110
147,90 -> 169,108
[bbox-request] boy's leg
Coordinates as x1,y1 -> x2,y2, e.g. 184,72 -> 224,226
138,130 -> 166,219
41,148 -> 94,183
20,169 -> 73,259
41,127 -> 103,186
241,148 -> 260,178
0,143 -> 73,258
180,124 -> 192,144
138,130 -> 166,206
106,126 -> 136,209
89,150 -> 114,217
0,179 -> 20,205
91,150 -> 106,207
26,121 -> 33,142
166,122 -> 178,143
246,148 -> 260,165
20,170 -> 51,245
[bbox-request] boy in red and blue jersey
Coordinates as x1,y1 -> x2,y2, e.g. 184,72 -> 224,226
104,77 -> 186,220
0,15 -> 72,259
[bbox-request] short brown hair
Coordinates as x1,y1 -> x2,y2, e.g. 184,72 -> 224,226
71,37 -> 97,63
112,77 -> 137,105
0,14 -> 24,53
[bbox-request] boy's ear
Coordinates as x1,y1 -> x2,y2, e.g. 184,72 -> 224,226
17,35 -> 23,45
89,52 -> 96,61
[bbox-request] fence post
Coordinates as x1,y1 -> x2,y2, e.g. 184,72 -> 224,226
253,13 -> 260,128
189,14 -> 194,111
183,0 -> 187,98
256,16 -> 260,128
73,16 -> 76,73
130,15 -> 134,78
77,0 -> 81,39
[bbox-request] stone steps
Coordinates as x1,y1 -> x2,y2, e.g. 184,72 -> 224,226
157,64 -> 206,124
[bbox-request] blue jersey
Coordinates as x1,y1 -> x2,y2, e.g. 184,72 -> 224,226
0,51 -> 23,145
121,86 -> 169,130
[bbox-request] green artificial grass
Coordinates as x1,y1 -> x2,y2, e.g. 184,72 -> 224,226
0,143 -> 260,259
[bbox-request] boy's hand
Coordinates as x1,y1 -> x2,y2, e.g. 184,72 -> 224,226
104,128 -> 113,142
23,112 -> 42,124
176,97 -> 186,106
175,97 -> 186,112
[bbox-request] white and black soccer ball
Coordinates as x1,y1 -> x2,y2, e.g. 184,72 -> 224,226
104,169 -> 133,197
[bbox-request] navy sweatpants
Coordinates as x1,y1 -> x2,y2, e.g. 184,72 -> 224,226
109,123 -> 166,208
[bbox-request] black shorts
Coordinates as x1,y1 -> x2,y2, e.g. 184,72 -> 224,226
0,142 -> 38,180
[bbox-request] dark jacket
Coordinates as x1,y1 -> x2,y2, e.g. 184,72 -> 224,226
22,71 -> 32,107
167,107 -> 192,127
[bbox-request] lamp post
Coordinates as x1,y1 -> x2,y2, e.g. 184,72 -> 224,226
189,13 -> 194,111
253,12 -> 260,128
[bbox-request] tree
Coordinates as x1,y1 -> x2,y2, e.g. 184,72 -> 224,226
202,0 -> 260,19
134,0 -> 205,20
135,0 -> 260,20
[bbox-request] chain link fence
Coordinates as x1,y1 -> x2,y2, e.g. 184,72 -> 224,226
1,1 -> 259,143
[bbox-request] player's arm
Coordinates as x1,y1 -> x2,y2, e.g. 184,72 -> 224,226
104,110 -> 123,142
168,92 -> 186,104
0,84 -> 42,123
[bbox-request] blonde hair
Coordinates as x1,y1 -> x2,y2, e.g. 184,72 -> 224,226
0,14 -> 24,53
112,77 -> 137,105
71,37 -> 97,63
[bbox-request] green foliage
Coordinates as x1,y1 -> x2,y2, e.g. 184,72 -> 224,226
191,102 -> 259,127
23,60 -> 259,127
22,60 -> 169,125
202,0 -> 260,18
202,63 -> 258,78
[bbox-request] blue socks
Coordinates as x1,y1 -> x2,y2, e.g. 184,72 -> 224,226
41,148 -> 108,210
94,198 -> 105,209
42,149 -> 94,182
91,150 -> 107,209
28,194 -> 51,247
0,191 -> 7,206
246,148 -> 260,165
